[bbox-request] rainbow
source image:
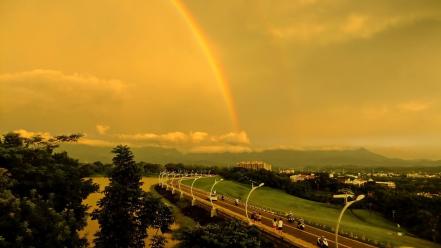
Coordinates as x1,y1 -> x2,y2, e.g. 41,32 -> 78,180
171,0 -> 240,131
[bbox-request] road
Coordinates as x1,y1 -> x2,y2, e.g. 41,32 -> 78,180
165,179 -> 378,248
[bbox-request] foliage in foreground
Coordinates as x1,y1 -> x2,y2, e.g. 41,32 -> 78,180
0,132 -> 98,247
92,145 -> 173,248
178,220 -> 270,248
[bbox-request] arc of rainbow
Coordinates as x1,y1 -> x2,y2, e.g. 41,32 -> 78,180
171,0 -> 240,131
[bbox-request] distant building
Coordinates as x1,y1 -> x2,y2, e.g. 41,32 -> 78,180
290,174 -> 316,182
417,192 -> 441,198
375,181 -> 396,189
344,178 -> 367,187
236,161 -> 272,171
406,173 -> 437,179
279,168 -> 295,174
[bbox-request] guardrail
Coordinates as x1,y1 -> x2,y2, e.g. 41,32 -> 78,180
164,180 -> 388,247
155,184 -> 308,248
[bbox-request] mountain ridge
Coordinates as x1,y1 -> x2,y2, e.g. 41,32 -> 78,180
59,144 -> 441,168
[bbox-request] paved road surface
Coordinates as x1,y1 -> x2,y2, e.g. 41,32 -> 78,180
166,180 -> 377,248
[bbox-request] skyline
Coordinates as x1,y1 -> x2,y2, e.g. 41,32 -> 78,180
2,0 -> 441,159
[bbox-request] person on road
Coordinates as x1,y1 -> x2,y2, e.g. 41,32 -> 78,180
322,237 -> 328,248
257,212 -> 262,223
221,195 -> 225,200
277,218 -> 283,234
235,198 -> 239,206
317,237 -> 322,247
272,218 -> 277,230
317,236 -> 329,248
251,211 -> 256,222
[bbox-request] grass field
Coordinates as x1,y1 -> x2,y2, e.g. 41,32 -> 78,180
183,177 -> 440,248
79,177 -> 187,248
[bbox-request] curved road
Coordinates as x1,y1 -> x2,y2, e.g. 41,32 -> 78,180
166,179 -> 377,248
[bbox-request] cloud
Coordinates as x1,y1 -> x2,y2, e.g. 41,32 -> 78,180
116,131 -> 250,152
341,14 -> 368,34
11,128 -> 118,147
9,129 -> 252,153
211,131 -> 250,145
77,138 -> 117,147
191,132 -> 209,143
118,131 -> 249,144
265,2 -> 440,44
0,69 -> 127,114
362,100 -> 433,119
269,14 -> 399,44
397,100 -> 432,112
189,145 -> 252,153
96,124 -> 110,135
13,129 -> 52,140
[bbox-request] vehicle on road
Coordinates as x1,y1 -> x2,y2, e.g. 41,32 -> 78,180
317,236 -> 329,248
209,193 -> 218,201
297,218 -> 305,230
286,212 -> 295,222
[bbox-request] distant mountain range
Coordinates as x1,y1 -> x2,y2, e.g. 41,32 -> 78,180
59,144 -> 441,168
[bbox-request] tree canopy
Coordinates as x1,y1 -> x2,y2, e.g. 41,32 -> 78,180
92,145 -> 173,248
179,220 -> 268,248
0,132 -> 98,247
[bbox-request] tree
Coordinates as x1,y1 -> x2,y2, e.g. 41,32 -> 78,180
92,145 -> 174,248
0,132 -> 98,247
179,220 -> 269,248
150,235 -> 166,248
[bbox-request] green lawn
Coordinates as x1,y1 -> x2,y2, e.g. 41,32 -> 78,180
183,177 -> 440,248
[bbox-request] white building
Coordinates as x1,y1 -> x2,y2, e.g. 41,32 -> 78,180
236,161 -> 272,171
344,178 -> 367,187
290,174 -> 316,182
375,181 -> 396,189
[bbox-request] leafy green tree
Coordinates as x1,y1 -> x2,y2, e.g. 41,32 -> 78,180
0,132 -> 98,247
93,145 -> 174,248
150,235 -> 166,248
179,220 -> 268,248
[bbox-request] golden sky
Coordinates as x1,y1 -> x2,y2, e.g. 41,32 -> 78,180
1,0 -> 441,159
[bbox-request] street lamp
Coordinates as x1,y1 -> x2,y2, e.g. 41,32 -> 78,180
171,172 -> 178,194
178,176 -> 190,199
209,178 -> 223,217
190,175 -> 202,206
165,172 -> 171,190
245,182 -> 264,224
159,171 -> 168,187
335,194 -> 365,248
158,171 -> 163,186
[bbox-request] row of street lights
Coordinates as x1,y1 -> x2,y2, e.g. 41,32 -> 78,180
158,170 -> 364,248
160,171 -> 266,222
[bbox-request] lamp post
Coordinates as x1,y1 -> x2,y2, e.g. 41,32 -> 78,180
245,182 -> 264,224
190,175 -> 202,206
165,172 -> 171,190
171,172 -> 178,194
159,171 -> 168,187
158,171 -> 163,186
178,176 -> 189,199
209,178 -> 223,217
335,194 -> 365,248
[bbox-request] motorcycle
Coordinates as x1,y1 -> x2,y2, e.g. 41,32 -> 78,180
286,212 -> 295,223
316,237 -> 329,248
